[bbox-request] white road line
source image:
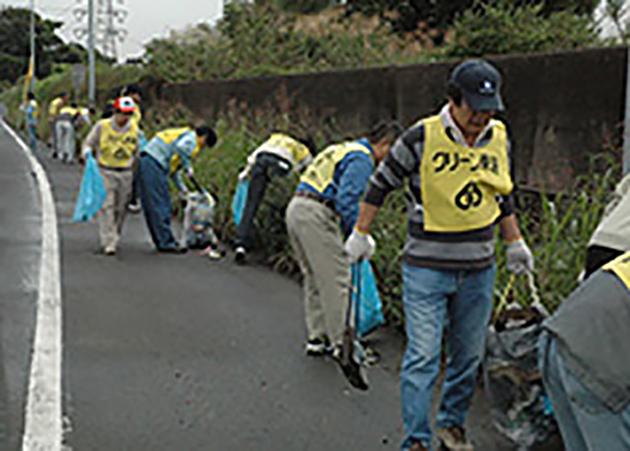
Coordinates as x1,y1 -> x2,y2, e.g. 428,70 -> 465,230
2,122 -> 63,451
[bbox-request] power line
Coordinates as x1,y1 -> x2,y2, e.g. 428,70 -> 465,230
73,0 -> 127,61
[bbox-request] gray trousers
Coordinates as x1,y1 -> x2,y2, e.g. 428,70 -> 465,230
99,168 -> 133,251
48,119 -> 57,154
286,196 -> 350,345
56,121 -> 75,162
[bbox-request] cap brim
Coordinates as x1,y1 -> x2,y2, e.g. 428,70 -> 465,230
463,91 -> 504,112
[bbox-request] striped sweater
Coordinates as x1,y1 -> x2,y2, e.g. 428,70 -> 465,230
364,105 -> 515,270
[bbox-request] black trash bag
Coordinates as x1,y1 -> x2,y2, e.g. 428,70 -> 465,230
484,279 -> 558,450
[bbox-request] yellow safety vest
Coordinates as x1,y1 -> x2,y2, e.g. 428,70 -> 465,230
603,252 -> 630,289
300,141 -> 372,194
154,128 -> 200,174
264,133 -> 311,166
58,106 -> 79,118
48,98 -> 64,118
98,119 -> 139,168
420,115 -> 513,233
30,100 -> 39,119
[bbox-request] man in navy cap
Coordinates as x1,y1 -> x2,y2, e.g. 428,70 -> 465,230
345,59 -> 534,450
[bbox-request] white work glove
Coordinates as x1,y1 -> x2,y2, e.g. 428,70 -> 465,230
345,229 -> 376,264
506,238 -> 534,274
238,169 -> 249,182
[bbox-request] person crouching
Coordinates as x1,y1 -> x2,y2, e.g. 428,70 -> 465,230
138,125 -> 217,253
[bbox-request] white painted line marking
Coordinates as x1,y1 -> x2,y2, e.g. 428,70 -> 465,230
2,122 -> 63,451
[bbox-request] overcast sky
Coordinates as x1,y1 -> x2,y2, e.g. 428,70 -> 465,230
5,0 -> 224,59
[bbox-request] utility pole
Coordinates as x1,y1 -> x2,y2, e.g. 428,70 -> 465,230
29,0 -> 35,91
88,0 -> 95,106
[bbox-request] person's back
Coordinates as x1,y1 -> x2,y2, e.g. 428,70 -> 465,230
541,252 -> 630,449
585,174 -> 630,277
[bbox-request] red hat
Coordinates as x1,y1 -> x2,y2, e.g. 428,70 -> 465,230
114,96 -> 136,114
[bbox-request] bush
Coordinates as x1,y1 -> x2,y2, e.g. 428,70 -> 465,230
143,3 -> 432,83
445,1 -> 601,57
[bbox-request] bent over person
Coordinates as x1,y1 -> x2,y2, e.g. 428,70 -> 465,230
82,97 -> 140,256
286,121 -> 400,390
540,251 -> 630,451
345,60 -> 534,450
138,126 -> 217,253
234,132 -> 316,264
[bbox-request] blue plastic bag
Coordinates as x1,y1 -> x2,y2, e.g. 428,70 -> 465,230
352,260 -> 385,337
72,153 -> 107,223
231,179 -> 249,226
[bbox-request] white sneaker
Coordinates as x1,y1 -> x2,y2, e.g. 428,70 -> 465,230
234,246 -> 247,264
127,201 -> 141,214
104,245 -> 116,256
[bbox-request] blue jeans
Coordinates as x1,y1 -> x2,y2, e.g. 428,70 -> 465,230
138,154 -> 178,250
400,263 -> 496,450
27,124 -> 37,152
539,332 -> 630,451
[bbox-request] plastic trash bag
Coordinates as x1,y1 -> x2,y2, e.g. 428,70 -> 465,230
72,153 -> 106,223
231,179 -> 249,226
351,260 -> 385,338
484,274 -> 557,450
181,191 -> 218,249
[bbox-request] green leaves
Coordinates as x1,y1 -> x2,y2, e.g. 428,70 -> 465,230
446,1 -> 600,57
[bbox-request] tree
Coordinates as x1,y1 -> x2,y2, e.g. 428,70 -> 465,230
344,0 -> 600,44
0,7 -> 87,84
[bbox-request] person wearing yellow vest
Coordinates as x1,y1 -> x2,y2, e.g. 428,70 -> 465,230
56,103 -> 82,164
540,251 -> 630,450
285,121 -> 400,390
138,125 -> 217,253
20,92 -> 39,152
81,97 -> 140,256
48,92 -> 68,157
233,132 -> 316,264
345,60 -> 533,451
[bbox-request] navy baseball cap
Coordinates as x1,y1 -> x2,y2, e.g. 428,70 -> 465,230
449,59 -> 504,112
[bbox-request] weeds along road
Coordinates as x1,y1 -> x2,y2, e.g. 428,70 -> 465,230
0,122 -> 561,450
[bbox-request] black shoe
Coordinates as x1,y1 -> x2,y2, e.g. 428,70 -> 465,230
305,338 -> 333,357
234,246 -> 247,264
158,247 -> 188,254
333,341 -> 369,391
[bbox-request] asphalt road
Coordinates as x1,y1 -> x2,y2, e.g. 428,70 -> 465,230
1,123 -> 564,450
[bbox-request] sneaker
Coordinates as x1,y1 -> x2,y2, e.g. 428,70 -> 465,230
333,341 -> 369,391
104,246 -> 116,256
305,338 -> 333,357
437,426 -> 473,451
127,200 -> 141,214
234,246 -> 247,265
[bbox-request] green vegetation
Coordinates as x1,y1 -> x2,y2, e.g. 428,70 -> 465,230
0,7 -> 93,84
143,1 -> 604,84
446,1 -> 600,57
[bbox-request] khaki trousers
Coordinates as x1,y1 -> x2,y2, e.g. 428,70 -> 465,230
286,196 -> 350,346
99,168 -> 133,251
